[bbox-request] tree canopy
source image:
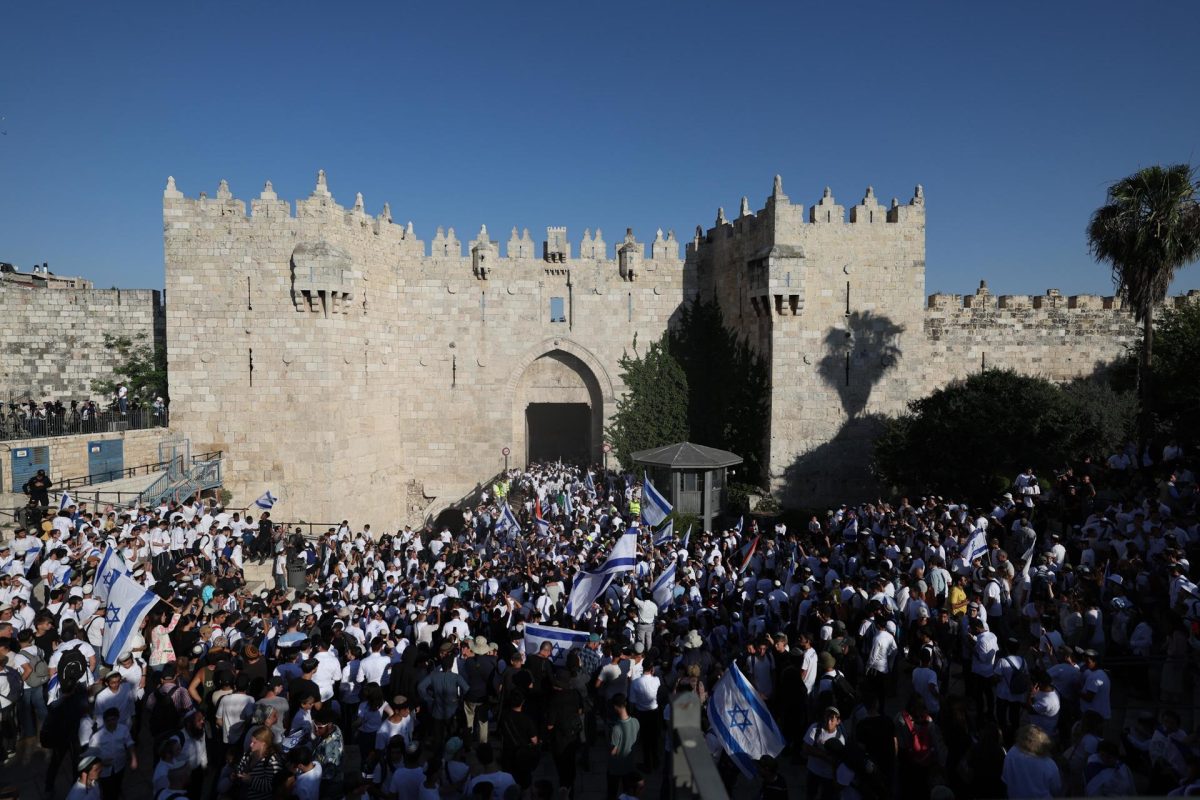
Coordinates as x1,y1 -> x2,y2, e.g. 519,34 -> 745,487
873,369 -> 1134,501
605,298 -> 769,481
90,332 -> 168,406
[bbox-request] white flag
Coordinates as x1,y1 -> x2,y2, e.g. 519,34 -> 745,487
565,528 -> 638,619
708,662 -> 786,777
101,571 -> 161,665
93,546 -> 131,603
522,623 -> 591,667
652,562 -> 676,607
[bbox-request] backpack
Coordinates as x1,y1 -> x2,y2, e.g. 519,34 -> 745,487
57,643 -> 88,690
923,643 -> 948,676
25,650 -> 50,688
1003,656 -> 1030,695
0,665 -> 22,704
149,683 -> 184,737
900,711 -> 936,766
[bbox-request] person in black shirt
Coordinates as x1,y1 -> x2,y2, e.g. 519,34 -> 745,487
287,657 -> 321,718
851,694 -> 897,783
23,469 -> 52,508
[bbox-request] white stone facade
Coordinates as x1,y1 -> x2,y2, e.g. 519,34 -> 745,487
162,172 -> 1186,525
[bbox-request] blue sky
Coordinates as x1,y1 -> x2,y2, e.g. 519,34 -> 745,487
2,2 -> 1198,296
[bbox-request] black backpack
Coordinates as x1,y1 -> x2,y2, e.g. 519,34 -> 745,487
57,644 -> 88,690
149,683 -> 184,737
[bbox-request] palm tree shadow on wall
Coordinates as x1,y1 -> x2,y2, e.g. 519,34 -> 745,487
782,311 -> 905,506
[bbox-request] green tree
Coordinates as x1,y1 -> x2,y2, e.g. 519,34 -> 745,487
1087,164 -> 1200,446
91,332 -> 168,405
605,334 -> 689,470
1110,301 -> 1200,450
873,370 -> 1133,501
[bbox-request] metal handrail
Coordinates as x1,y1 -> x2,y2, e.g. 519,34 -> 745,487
0,406 -> 168,443
56,458 -> 175,492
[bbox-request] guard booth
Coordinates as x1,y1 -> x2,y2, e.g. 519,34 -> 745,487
630,442 -> 742,533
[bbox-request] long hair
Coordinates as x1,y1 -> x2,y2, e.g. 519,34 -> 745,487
249,725 -> 279,758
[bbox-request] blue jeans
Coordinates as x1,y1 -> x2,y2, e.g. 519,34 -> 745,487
19,684 -> 46,737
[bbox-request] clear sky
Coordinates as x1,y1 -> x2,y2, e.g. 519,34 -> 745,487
2,2 -> 1199,296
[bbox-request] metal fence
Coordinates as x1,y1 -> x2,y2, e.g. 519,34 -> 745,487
0,406 -> 168,442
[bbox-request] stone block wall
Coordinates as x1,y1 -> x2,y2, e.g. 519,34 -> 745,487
164,174 -> 688,528
0,427 -> 172,510
0,285 -> 163,403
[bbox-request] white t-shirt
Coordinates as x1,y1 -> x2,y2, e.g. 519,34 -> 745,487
803,723 -> 845,779
911,666 -> 940,714
1081,668 -> 1111,720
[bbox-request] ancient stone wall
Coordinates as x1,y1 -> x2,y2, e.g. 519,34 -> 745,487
163,171 -> 1198,522
163,174 -> 688,527
0,285 -> 163,403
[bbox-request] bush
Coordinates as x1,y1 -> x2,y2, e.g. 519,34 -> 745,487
873,369 -> 1133,502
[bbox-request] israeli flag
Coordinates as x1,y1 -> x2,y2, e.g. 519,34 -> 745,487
653,520 -> 675,547
495,502 -> 521,537
641,476 -> 672,527
734,515 -> 744,536
101,570 -> 162,665
59,491 -> 74,512
565,528 -> 638,618
680,525 -> 692,553
94,545 -> 132,603
708,662 -> 786,777
254,491 -> 277,510
652,562 -> 676,607
585,472 -> 598,499
964,529 -> 988,562
523,623 -> 591,667
563,491 -> 574,517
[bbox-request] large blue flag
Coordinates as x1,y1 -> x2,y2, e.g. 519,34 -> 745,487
652,562 -> 676,607
641,476 -> 672,527
101,571 -> 161,665
94,545 -> 131,603
565,528 -> 638,619
523,623 -> 591,667
708,662 -> 786,777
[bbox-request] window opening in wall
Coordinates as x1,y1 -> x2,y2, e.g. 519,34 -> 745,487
481,291 -> 486,323
549,296 -> 565,323
249,348 -> 254,387
247,276 -> 253,311
844,352 -> 850,386
627,292 -> 633,323
845,281 -> 851,316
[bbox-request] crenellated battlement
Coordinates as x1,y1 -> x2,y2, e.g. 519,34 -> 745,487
164,171 -> 683,265
927,282 -> 1200,314
686,177 -> 926,260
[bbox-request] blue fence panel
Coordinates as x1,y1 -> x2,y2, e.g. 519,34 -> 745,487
87,440 -> 125,483
10,446 -> 50,493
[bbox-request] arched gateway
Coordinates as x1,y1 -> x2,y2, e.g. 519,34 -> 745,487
508,339 -> 615,467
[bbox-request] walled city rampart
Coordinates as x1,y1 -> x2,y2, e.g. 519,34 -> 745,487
161,172 -> 1196,523
0,282 -> 163,403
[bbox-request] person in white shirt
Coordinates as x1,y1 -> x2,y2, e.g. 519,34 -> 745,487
1002,724 -> 1062,799
911,649 -> 941,715
1026,672 -> 1060,734
864,617 -> 897,700
215,675 -> 255,745
93,671 -> 136,728
1079,651 -> 1111,721
86,707 -> 136,797
311,637 -> 342,703
628,661 -> 662,770
968,617 -> 998,718
287,745 -> 323,800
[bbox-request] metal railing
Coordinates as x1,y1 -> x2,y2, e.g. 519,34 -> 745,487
0,406 -> 168,442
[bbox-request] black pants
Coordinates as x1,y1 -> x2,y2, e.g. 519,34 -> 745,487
552,743 -> 579,797
46,741 -> 80,792
99,770 -> 125,800
633,707 -> 661,770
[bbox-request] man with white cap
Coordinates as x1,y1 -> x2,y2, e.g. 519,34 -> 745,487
66,750 -> 103,800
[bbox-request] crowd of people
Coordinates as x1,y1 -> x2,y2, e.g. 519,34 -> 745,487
0,440 -> 1198,800
0,392 -> 167,440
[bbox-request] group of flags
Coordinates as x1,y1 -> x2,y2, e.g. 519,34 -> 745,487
93,545 -> 162,665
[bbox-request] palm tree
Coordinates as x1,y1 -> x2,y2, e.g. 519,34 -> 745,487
1088,164 -> 1200,450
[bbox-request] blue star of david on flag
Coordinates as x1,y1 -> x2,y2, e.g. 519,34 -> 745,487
708,662 -> 786,779
102,569 -> 120,590
727,703 -> 753,733
106,605 -> 122,624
